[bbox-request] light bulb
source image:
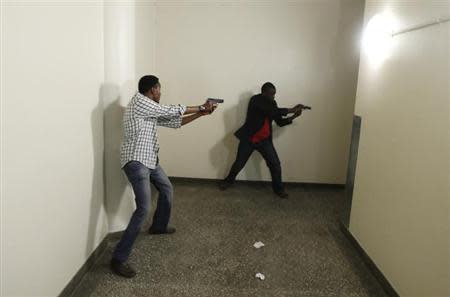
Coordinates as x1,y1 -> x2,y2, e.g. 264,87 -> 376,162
363,12 -> 396,68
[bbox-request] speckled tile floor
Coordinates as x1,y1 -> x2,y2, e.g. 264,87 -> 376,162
70,180 -> 388,297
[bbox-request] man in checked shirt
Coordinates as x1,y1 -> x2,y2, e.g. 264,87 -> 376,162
111,75 -> 217,278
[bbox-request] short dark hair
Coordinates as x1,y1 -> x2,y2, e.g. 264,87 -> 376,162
261,82 -> 276,93
138,75 -> 159,94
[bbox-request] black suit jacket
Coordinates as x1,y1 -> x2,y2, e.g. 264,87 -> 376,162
234,94 -> 292,142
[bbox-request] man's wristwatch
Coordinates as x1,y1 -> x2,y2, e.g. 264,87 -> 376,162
199,105 -> 206,112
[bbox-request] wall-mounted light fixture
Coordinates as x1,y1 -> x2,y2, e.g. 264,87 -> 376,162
392,17 -> 450,37
363,12 -> 450,68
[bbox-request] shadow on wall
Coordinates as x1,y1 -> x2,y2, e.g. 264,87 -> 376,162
320,0 -> 364,182
210,91 -> 266,181
100,83 -> 128,231
86,94 -> 106,257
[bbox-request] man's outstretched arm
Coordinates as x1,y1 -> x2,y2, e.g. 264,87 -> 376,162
274,109 -> 303,127
181,113 -> 202,126
157,101 -> 217,127
182,104 -> 218,126
184,100 -> 215,115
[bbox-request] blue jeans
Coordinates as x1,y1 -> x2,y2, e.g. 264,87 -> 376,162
112,161 -> 173,263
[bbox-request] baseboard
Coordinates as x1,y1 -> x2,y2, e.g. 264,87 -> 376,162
339,222 -> 399,297
169,176 -> 345,189
58,235 -> 109,297
58,230 -> 126,297
108,230 -> 125,241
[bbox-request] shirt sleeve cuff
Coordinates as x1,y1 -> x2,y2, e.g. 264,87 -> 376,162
179,104 -> 187,115
173,116 -> 183,128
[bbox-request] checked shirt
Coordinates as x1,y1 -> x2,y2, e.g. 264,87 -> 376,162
120,92 -> 186,169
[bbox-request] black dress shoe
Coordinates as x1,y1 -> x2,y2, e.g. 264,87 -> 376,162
110,259 -> 136,278
218,180 -> 233,190
275,191 -> 289,199
148,226 -> 176,235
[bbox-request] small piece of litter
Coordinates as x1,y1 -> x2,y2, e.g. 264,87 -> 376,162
255,273 -> 265,280
253,241 -> 265,249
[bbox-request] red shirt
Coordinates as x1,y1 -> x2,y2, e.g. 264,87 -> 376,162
250,117 -> 270,144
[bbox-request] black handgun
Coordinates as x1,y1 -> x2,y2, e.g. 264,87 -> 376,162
207,98 -> 225,104
301,104 -> 311,110
296,104 -> 311,110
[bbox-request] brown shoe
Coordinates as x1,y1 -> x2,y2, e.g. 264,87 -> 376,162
110,259 -> 136,278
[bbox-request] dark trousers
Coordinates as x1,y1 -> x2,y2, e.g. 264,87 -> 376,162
225,139 -> 284,193
112,161 -> 173,263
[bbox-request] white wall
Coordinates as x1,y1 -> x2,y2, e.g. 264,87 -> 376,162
1,2 -> 107,296
133,0 -> 364,184
102,0 -> 137,234
350,1 -> 449,296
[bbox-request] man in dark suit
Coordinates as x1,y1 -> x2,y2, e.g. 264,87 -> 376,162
219,82 -> 304,198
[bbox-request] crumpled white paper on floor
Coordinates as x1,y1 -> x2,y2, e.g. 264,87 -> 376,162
255,273 -> 265,280
253,241 -> 265,249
